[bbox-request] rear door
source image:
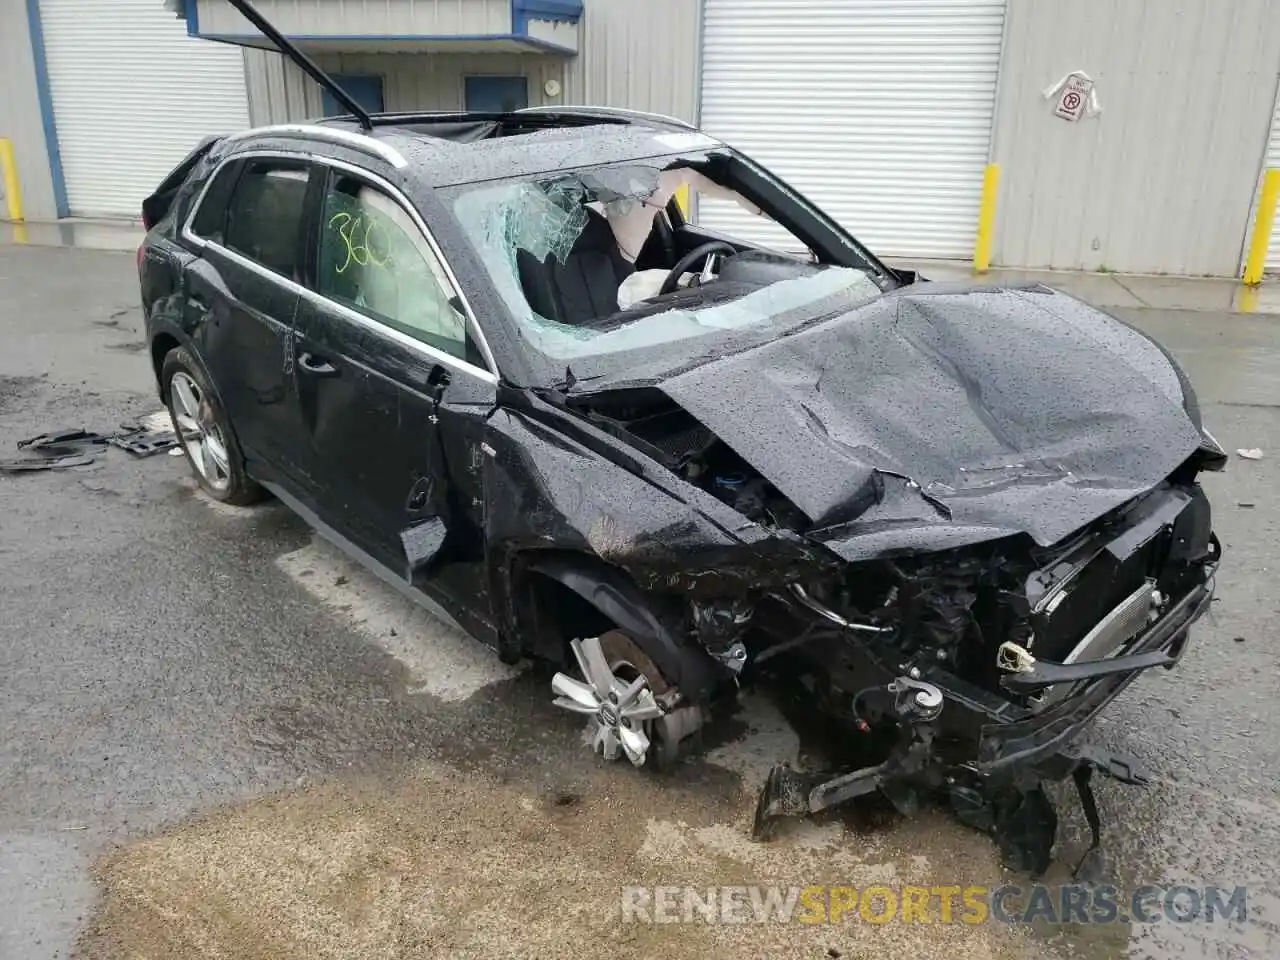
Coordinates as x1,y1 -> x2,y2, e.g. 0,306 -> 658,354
183,156 -> 319,488
294,164 -> 497,597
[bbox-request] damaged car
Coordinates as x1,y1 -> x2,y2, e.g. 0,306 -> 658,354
138,74 -> 1223,874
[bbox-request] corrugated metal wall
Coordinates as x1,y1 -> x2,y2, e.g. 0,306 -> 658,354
244,49 -> 569,124
698,0 -> 1004,259
561,0 -> 699,122
991,0 -> 1280,276
198,0 -> 511,38
242,0 -> 698,127
0,0 -> 59,221
40,0 -> 250,218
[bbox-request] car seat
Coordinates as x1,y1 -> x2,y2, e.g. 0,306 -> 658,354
516,208 -> 635,326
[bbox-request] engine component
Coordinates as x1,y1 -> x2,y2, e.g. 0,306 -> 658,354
713,642 -> 748,674
997,641 -> 1036,673
752,674 -> 942,838
787,584 -> 894,634
887,677 -> 943,721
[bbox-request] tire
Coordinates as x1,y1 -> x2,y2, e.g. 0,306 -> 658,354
160,345 -> 264,506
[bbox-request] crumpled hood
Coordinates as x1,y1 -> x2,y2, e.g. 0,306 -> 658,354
657,283 -> 1203,560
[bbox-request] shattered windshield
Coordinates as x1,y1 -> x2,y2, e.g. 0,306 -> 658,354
447,154 -> 880,372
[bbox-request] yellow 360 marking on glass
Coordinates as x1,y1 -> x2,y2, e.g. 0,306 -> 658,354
328,210 -> 392,274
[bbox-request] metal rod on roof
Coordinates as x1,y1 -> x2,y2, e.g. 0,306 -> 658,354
223,0 -> 374,131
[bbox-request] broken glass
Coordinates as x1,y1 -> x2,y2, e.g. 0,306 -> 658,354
449,162 -> 879,362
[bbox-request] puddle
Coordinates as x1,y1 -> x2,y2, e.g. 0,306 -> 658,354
277,538 -> 525,702
81,760 -> 1046,960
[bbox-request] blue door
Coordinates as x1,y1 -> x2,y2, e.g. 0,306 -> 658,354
464,76 -> 529,113
322,75 -> 385,117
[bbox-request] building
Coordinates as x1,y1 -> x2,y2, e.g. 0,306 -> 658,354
2,0 -> 1279,276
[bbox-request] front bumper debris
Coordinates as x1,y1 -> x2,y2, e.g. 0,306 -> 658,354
752,574 -> 1215,875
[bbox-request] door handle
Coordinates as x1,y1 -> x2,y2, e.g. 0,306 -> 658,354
297,352 -> 339,377
406,476 -> 433,513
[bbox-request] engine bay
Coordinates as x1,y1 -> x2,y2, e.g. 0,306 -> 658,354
568,387 -> 811,533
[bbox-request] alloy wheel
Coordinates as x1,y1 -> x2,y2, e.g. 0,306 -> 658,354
169,371 -> 231,492
552,635 -> 665,766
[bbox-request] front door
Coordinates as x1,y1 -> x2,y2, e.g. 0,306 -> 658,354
293,165 -> 496,596
183,156 -> 318,486
464,76 -> 529,113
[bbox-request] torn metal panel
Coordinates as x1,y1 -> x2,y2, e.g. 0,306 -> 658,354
400,517 -> 447,577
655,284 -> 1203,553
480,402 -> 829,596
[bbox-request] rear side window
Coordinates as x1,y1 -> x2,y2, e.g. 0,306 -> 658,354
223,160 -> 311,280
188,160 -> 242,243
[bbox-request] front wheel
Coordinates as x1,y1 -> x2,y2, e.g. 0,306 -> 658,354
551,629 -> 702,770
161,346 -> 263,505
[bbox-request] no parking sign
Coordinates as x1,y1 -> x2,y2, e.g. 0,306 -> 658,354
1044,71 -> 1102,121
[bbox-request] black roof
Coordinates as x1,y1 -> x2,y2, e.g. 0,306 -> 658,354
224,109 -> 721,188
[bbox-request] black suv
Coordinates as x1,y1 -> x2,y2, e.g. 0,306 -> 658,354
138,107 -> 1223,870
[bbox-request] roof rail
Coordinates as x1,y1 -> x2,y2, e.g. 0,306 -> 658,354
224,124 -> 408,169
515,105 -> 697,131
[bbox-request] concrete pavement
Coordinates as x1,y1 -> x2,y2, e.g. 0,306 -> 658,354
897,257 -> 1280,316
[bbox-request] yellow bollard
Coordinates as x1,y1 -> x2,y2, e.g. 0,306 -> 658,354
0,138 -> 24,222
1242,168 -> 1280,285
972,163 -> 1000,274
673,183 -> 690,218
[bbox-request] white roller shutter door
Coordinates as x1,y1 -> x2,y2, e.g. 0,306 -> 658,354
39,0 -> 250,218
698,0 -> 1005,259
1265,93 -> 1280,273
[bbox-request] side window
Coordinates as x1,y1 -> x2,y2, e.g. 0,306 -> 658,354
223,160 -> 310,280
188,160 -> 242,244
317,173 -> 472,362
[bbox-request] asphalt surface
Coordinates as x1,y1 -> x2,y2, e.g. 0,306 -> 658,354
0,243 -> 1276,959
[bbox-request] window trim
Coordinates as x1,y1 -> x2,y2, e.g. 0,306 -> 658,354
181,149 -> 499,385
187,157 -> 245,245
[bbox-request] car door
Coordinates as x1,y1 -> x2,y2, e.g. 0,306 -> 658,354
293,163 -> 498,615
183,155 -> 319,489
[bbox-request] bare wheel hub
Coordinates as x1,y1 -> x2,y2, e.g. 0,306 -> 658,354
551,632 -> 666,767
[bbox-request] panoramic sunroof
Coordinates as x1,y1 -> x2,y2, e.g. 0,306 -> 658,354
372,113 -> 628,142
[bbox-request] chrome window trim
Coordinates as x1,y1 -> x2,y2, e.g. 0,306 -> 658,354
180,149 -> 499,386
223,124 -> 409,169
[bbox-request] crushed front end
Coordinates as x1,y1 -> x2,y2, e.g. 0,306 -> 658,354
533,284 -> 1226,874
748,479 -> 1219,875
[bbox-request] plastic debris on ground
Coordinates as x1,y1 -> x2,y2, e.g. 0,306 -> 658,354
0,454 -> 97,474
1236,448 -> 1264,460
5,413 -> 194,477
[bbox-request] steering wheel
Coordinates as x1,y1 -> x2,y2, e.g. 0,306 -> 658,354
659,240 -> 738,295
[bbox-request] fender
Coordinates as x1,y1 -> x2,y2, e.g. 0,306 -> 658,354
147,315 -> 249,469
147,313 -> 228,410
529,557 -> 722,703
